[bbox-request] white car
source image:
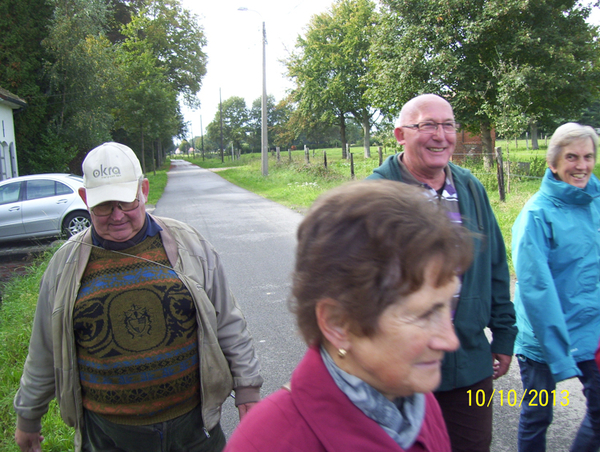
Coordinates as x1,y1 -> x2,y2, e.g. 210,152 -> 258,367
0,173 -> 91,243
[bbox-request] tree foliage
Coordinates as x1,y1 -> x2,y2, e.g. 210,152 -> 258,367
120,0 -> 207,107
286,0 -> 378,157
371,0 -> 600,151
0,0 -> 54,174
206,97 -> 250,152
0,0 -> 206,175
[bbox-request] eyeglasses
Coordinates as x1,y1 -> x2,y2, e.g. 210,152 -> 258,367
91,198 -> 140,217
401,121 -> 460,134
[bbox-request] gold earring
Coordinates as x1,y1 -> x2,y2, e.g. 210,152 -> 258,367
338,348 -> 347,358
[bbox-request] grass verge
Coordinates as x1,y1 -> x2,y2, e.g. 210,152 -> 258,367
0,246 -> 74,451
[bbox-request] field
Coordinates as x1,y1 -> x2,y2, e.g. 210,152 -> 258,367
181,139 -> 598,271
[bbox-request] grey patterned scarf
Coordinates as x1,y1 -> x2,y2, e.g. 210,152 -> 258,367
321,346 -> 425,449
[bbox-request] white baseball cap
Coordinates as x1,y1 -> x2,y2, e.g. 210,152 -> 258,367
82,142 -> 143,208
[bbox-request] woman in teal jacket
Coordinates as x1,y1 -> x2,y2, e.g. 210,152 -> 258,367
512,122 -> 600,452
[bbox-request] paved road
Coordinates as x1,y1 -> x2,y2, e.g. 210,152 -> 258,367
154,160 -> 591,450
153,160 -> 307,437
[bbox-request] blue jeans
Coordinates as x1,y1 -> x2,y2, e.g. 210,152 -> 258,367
517,355 -> 600,452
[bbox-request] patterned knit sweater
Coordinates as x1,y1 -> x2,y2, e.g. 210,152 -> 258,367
73,234 -> 201,425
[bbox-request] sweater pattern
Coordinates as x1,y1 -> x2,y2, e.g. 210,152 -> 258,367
74,235 -> 201,425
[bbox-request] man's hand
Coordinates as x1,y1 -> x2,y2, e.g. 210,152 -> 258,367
237,402 -> 258,421
492,353 -> 512,379
15,428 -> 44,452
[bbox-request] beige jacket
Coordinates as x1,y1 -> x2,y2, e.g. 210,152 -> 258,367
14,215 -> 263,451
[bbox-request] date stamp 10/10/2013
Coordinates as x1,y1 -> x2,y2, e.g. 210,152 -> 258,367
467,389 -> 570,408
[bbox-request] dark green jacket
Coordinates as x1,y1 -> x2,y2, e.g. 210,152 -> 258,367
368,154 -> 516,391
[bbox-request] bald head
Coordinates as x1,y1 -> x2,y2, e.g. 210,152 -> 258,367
395,94 -> 453,129
392,93 -> 456,189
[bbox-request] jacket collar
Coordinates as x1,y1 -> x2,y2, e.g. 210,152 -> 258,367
541,168 -> 600,207
290,345 -> 407,451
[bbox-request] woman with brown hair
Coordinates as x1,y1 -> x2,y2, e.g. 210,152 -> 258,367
225,180 -> 473,452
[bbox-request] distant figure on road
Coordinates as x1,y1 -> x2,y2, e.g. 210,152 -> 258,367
14,142 -> 263,452
367,94 -> 516,452
224,180 -> 473,451
512,123 -> 600,452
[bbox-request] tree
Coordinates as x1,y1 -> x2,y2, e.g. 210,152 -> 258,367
286,0 -> 378,158
41,0 -> 123,170
114,48 -> 181,173
249,95 -> 289,152
578,100 -> 600,129
120,0 -> 208,107
371,0 -> 600,155
1,0 -> 206,174
206,97 -> 250,153
269,98 -> 296,149
0,0 -> 59,173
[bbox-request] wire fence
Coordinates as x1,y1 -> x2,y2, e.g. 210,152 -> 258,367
178,144 -> 547,200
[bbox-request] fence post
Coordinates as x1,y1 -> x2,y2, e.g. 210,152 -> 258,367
276,146 -> 280,163
378,146 -> 383,166
495,146 -> 506,202
304,145 -> 310,164
350,153 -> 355,179
324,150 -> 327,169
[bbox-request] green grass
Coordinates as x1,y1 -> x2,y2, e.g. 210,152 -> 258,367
0,246 -> 74,452
145,161 -> 170,206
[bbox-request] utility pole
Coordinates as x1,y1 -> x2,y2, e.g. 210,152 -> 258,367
219,88 -> 224,163
238,7 -> 268,176
200,114 -> 205,160
260,20 -> 268,176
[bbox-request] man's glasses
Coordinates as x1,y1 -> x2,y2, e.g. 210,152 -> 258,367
401,121 -> 460,134
91,198 -> 140,217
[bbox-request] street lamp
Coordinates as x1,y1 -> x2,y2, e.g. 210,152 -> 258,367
238,7 -> 268,176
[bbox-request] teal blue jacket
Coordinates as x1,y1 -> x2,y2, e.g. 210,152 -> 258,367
368,154 -> 516,391
512,168 -> 600,383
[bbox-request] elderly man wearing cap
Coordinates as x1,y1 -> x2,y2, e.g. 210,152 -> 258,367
13,142 -> 263,452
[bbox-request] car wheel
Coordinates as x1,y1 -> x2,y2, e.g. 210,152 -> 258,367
62,211 -> 91,237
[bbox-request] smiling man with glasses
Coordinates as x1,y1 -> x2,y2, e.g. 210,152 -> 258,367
368,94 -> 516,452
14,142 -> 263,452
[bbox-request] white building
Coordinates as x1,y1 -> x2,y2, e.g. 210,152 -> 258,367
0,87 -> 27,180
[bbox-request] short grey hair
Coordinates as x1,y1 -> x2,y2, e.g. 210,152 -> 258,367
547,122 -> 598,168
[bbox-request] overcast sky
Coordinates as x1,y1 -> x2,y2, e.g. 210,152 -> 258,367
180,0 -> 331,138
180,1 -> 600,139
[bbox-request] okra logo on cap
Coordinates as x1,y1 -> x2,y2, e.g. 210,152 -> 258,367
92,165 -> 122,179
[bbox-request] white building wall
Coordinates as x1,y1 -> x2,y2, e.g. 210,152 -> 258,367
0,103 -> 19,180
